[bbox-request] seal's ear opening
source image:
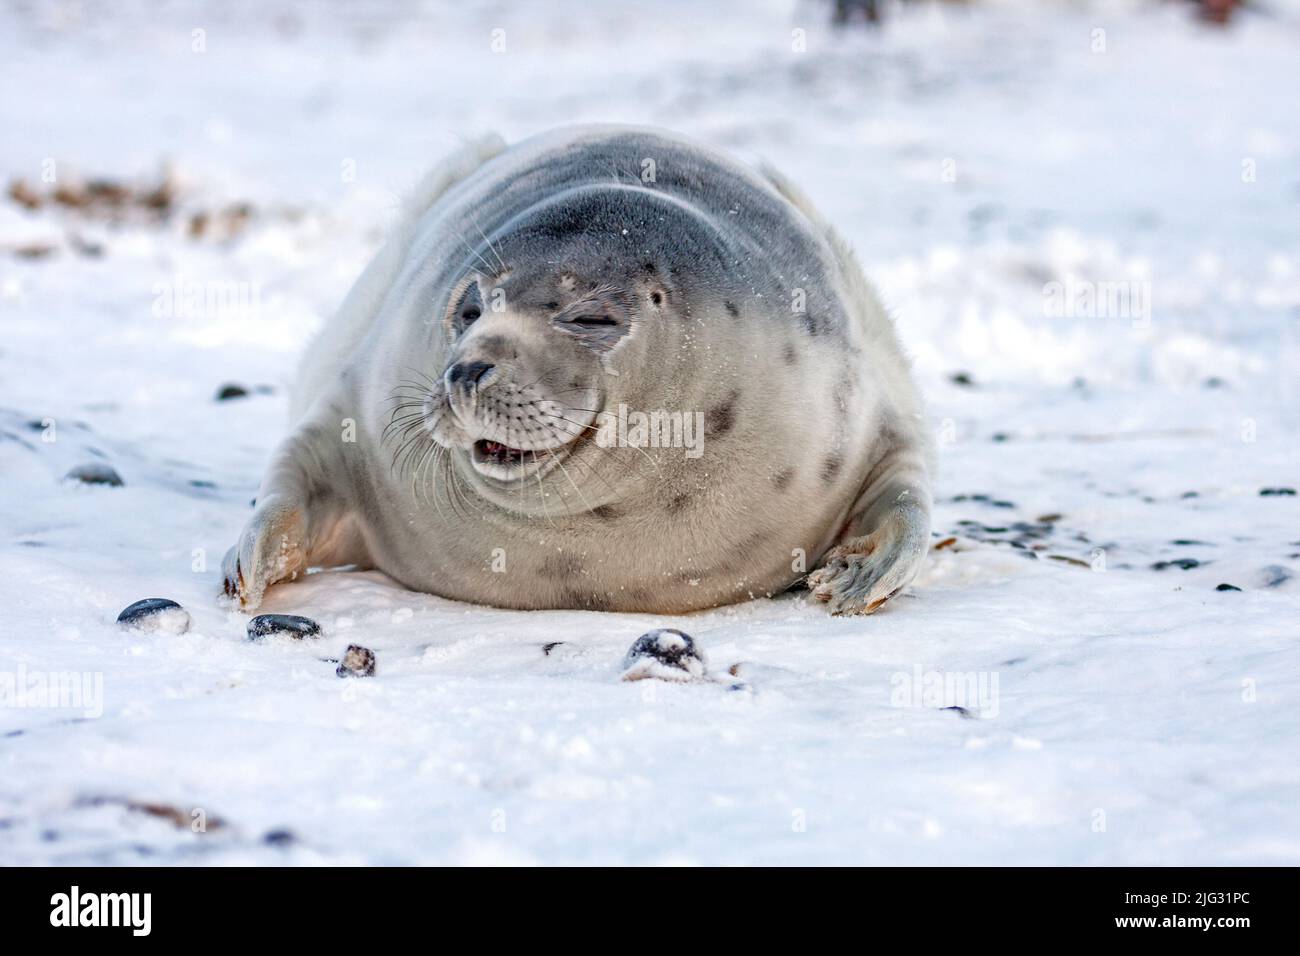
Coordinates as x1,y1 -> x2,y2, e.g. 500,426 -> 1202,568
551,286 -> 634,353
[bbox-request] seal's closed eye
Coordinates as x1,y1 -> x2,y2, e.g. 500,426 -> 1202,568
567,310 -> 618,327
553,287 -> 631,350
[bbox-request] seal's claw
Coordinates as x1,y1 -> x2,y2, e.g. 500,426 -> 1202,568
220,495 -> 307,612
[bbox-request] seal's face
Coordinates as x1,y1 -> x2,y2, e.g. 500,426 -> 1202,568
423,265 -> 635,486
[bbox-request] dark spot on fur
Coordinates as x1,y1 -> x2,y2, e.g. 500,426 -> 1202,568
651,290 -> 663,306
667,493 -> 691,514
800,313 -> 819,336
725,300 -> 739,318
706,390 -> 739,438
821,454 -> 843,483
783,344 -> 798,366
643,262 -> 657,275
541,553 -> 585,580
772,467 -> 795,491
591,504 -> 620,521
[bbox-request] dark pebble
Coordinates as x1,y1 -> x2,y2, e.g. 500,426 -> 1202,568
262,829 -> 297,847
1260,487 -> 1296,497
247,614 -> 320,641
65,463 -> 123,486
621,628 -> 707,681
117,598 -> 191,634
949,371 -> 975,387
337,644 -> 375,678
1215,583 -> 1242,592
1259,565 -> 1292,588
215,383 -> 249,401
1152,558 -> 1202,571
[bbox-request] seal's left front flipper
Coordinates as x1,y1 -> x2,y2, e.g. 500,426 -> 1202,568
808,452 -> 932,616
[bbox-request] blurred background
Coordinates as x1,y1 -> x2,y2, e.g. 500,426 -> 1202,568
2,0 -> 1296,388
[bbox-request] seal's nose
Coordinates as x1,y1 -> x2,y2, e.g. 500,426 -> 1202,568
446,361 -> 494,388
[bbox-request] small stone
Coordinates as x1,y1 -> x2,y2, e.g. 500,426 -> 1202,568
1152,558 -> 1201,571
1260,487 -> 1296,497
262,829 -> 297,847
949,371 -> 975,387
621,628 -> 707,682
117,598 -> 191,635
247,614 -> 320,641
337,644 -> 375,678
65,463 -> 123,486
1258,565 -> 1292,588
215,383 -> 249,401
1215,583 -> 1242,592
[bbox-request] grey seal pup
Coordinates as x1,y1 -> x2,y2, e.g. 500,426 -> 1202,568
222,125 -> 934,615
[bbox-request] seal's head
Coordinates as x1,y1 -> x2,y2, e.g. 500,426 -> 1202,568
423,263 -> 633,484
389,183 -> 734,517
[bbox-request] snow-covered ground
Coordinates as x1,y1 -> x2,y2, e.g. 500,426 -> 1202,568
1,0 -> 1298,865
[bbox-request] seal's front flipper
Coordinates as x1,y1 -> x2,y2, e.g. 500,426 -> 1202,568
808,419 -> 933,618
807,486 -> 930,615
221,494 -> 309,611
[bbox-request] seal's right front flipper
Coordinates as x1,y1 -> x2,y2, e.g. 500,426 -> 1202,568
221,422 -> 367,611
221,494 -> 309,611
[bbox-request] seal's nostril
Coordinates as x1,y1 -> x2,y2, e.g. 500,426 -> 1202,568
447,361 -> 494,387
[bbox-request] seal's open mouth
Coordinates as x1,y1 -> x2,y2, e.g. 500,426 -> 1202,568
473,439 -> 530,468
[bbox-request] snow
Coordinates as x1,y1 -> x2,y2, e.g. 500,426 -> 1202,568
2,0 -> 1298,864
